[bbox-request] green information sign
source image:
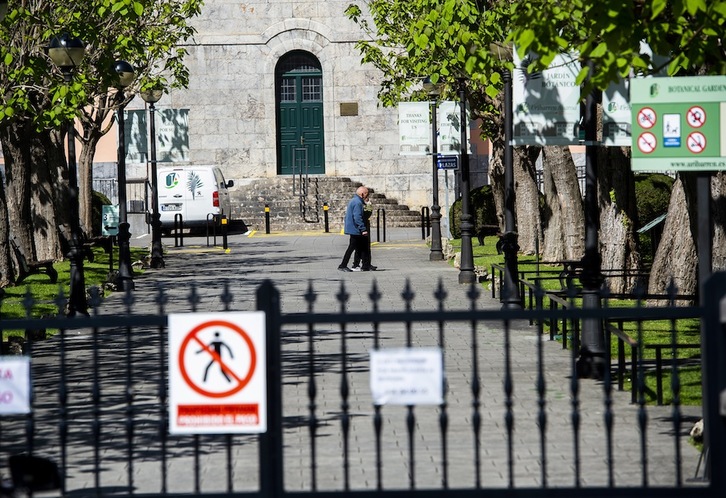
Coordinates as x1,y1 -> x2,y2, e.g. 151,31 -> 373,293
631,75 -> 726,171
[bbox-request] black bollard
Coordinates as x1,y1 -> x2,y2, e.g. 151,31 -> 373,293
265,204 -> 271,234
323,202 -> 329,233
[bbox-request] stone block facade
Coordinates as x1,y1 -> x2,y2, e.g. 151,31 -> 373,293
125,0 -> 488,223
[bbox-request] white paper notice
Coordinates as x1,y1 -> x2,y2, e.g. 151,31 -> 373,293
370,348 -> 443,405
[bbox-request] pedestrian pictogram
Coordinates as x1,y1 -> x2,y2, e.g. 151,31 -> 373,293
169,312 -> 267,434
686,106 -> 706,128
637,107 -> 656,129
687,132 -> 706,154
637,132 -> 657,154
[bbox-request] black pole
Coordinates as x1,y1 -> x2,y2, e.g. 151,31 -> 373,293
64,73 -> 88,317
323,202 -> 329,233
265,204 -> 271,234
697,173 -> 712,307
429,98 -> 443,261
501,69 -> 521,308
458,79 -> 476,284
576,77 -> 605,380
148,101 -> 165,269
115,104 -> 135,289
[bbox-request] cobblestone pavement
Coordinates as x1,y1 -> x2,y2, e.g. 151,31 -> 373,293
5,228 -> 705,496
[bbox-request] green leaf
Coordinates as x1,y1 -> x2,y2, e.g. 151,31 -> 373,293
4,53 -> 12,65
651,0 -> 668,18
134,2 -> 144,16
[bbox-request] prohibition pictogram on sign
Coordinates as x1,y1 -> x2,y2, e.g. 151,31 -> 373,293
687,132 -> 706,154
637,107 -> 657,129
637,132 -> 657,154
686,106 -> 706,128
178,320 -> 257,399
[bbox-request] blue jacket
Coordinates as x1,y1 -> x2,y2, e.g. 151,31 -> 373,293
344,194 -> 366,235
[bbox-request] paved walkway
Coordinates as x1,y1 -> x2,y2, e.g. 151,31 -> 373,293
11,229 -> 706,495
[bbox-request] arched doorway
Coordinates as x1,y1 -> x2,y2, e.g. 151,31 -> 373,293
275,51 -> 325,175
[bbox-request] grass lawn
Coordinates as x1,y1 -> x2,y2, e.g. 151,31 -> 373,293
1,245 -> 149,337
445,237 -> 702,407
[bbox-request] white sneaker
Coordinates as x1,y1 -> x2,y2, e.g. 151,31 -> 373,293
351,266 -> 362,272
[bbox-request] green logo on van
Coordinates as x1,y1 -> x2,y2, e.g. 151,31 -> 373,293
164,173 -> 180,189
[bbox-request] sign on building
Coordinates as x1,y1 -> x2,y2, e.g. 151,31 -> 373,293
512,51 -> 581,145
168,312 -> 267,434
631,75 -> 726,171
124,109 -> 190,164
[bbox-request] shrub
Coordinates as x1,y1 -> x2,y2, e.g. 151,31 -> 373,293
449,185 -> 498,238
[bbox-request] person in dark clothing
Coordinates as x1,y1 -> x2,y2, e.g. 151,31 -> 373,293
352,197 -> 375,271
338,186 -> 369,272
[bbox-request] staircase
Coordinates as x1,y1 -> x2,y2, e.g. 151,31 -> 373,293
229,177 -> 422,232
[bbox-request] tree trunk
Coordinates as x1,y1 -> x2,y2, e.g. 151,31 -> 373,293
597,146 -> 641,294
513,146 -> 542,255
0,169 -> 12,287
1,119 -> 37,262
648,175 -> 698,297
713,172 -> 726,273
1,119 -> 69,266
541,146 -> 584,262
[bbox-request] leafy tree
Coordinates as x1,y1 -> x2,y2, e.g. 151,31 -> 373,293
508,0 -> 725,296
347,0 -> 547,256
0,1 -> 201,286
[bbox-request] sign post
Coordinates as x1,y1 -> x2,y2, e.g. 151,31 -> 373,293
168,312 -> 266,434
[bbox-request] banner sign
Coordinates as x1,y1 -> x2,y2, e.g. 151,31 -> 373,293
513,51 -> 581,145
125,109 -> 190,164
399,102 -> 430,156
631,75 -> 726,171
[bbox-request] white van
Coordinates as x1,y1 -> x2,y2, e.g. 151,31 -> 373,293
157,165 -> 234,231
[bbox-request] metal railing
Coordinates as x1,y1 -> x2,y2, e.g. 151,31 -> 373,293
0,276 -> 724,497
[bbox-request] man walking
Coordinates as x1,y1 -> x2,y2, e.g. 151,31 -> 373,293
338,186 -> 369,272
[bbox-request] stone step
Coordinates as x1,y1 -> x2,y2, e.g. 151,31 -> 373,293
230,177 -> 422,232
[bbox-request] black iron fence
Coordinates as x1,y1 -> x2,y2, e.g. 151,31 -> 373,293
0,274 -> 725,497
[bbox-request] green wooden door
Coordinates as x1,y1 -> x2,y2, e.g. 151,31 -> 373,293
277,52 -> 325,175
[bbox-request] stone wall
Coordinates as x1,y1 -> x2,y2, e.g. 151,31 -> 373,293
154,0 -> 489,215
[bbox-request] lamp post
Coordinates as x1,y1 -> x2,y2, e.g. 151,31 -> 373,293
457,79 -> 476,284
48,34 -> 87,316
501,69 -> 522,308
140,89 -> 165,269
114,61 -> 136,291
423,78 -> 444,261
576,72 -> 605,379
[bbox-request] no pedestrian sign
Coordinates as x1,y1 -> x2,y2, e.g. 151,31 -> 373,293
168,313 -> 266,434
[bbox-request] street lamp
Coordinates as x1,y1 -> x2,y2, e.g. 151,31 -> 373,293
114,60 -> 136,291
423,78 -> 444,261
48,34 -> 87,316
140,88 -> 165,269
457,79 -> 476,284
500,65 -> 522,308
576,71 -> 605,379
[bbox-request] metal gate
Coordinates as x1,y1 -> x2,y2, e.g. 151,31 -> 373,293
0,274 -> 724,498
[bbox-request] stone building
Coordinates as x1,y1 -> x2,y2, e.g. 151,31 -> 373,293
113,0 -> 490,232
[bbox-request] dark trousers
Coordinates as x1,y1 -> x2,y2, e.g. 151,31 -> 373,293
352,235 -> 371,268
340,234 -> 367,268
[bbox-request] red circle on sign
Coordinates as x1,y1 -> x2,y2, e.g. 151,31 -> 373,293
637,107 -> 657,129
687,132 -> 706,154
687,106 -> 706,128
178,320 -> 257,398
637,132 -> 657,154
